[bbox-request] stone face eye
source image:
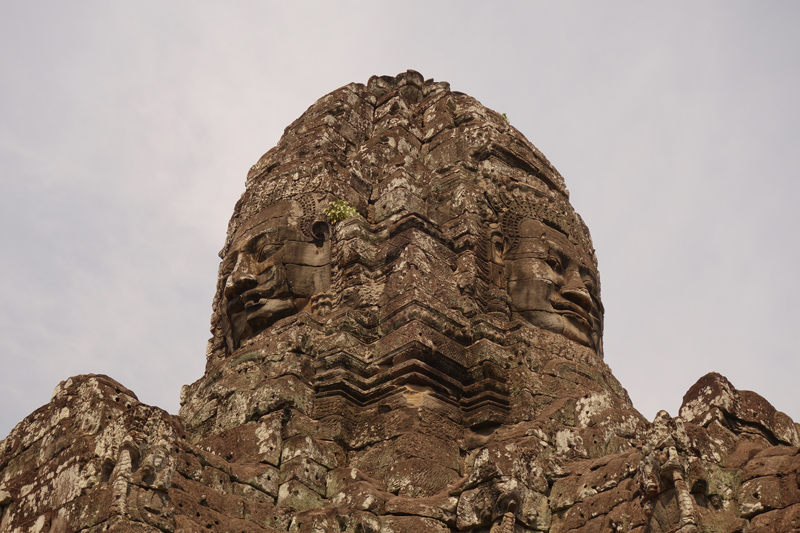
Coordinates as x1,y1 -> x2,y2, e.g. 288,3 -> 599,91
256,244 -> 279,262
546,256 -> 564,274
250,232 -> 281,262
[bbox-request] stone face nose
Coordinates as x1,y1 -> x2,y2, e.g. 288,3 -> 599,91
560,272 -> 593,314
225,253 -> 258,298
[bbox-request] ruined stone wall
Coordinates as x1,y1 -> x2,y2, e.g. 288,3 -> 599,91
1,71 -> 799,533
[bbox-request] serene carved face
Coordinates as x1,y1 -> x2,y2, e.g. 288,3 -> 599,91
219,201 -> 331,352
505,219 -> 602,350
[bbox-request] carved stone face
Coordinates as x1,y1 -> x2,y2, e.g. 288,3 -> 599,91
219,201 -> 331,352
505,219 -> 602,350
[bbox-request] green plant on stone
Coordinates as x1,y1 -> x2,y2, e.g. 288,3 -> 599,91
324,199 -> 359,225
501,113 -> 509,123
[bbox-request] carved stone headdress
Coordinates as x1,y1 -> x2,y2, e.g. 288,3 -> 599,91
221,179 -> 326,257
502,195 -> 595,262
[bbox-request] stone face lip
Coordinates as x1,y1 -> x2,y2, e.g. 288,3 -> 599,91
2,71 -> 799,533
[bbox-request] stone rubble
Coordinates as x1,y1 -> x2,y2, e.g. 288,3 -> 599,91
2,71 -> 798,533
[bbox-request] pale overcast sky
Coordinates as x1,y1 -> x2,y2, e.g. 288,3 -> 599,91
2,2 -> 798,439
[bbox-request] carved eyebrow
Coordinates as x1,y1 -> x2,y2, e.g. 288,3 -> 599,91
547,242 -> 566,260
246,227 -> 283,251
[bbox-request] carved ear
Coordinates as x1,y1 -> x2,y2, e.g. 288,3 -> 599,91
311,221 -> 331,242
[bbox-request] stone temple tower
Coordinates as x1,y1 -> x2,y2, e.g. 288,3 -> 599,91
1,71 -> 799,533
